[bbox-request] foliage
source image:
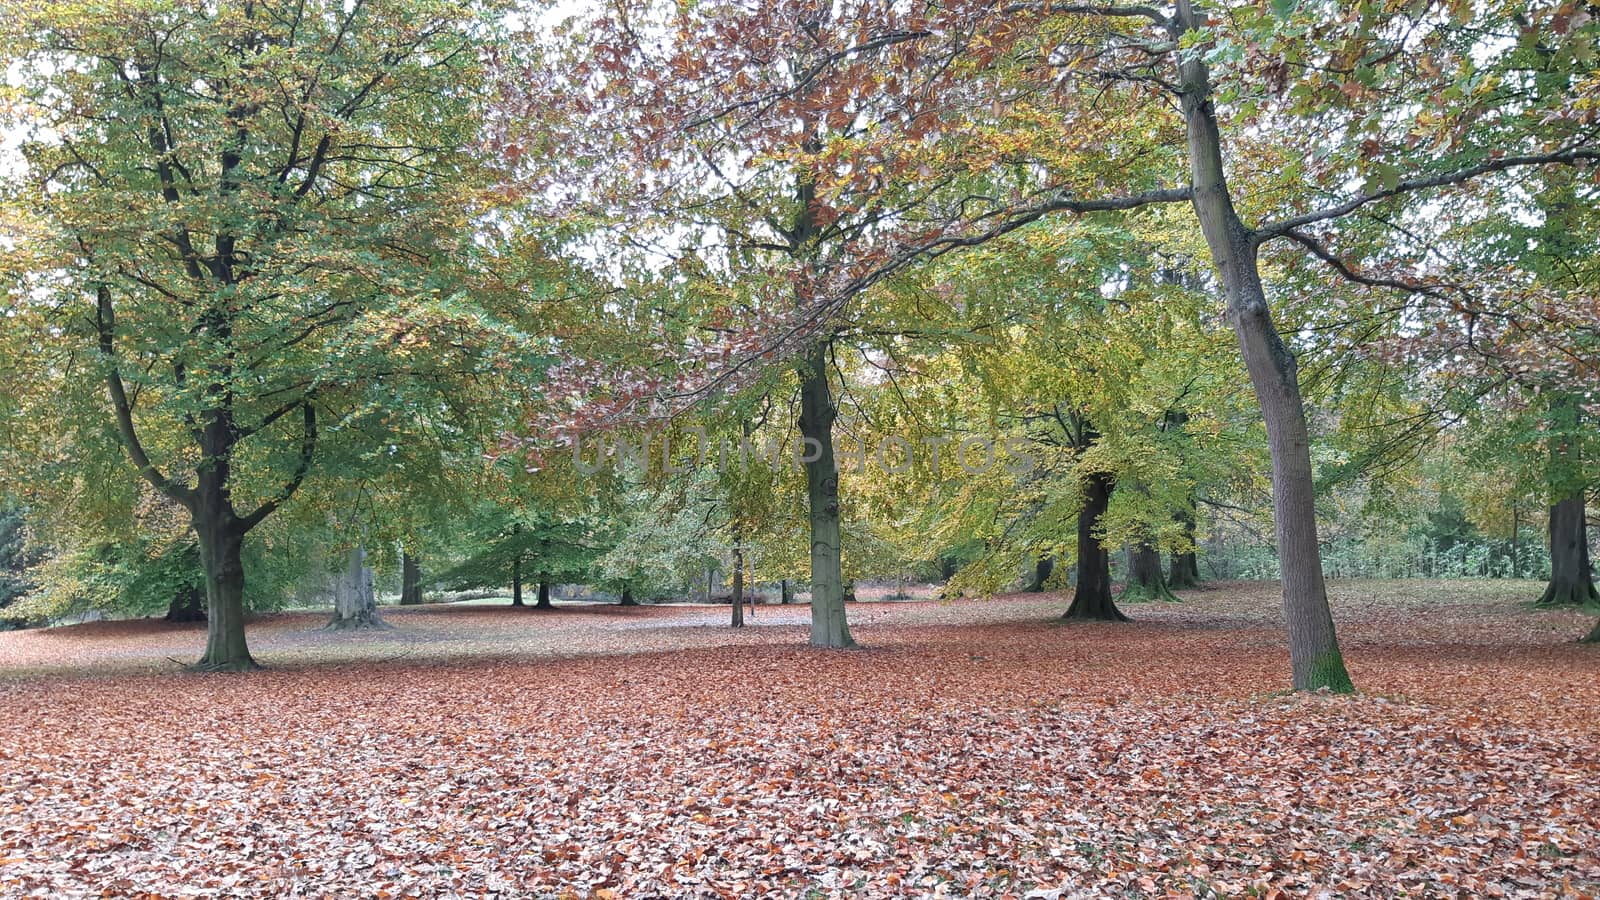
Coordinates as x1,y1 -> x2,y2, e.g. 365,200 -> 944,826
0,500 -> 42,627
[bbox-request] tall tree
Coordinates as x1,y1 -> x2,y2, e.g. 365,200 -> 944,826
2,0 -> 507,668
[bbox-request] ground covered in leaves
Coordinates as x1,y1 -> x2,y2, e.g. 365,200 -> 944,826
1,580 -> 1597,898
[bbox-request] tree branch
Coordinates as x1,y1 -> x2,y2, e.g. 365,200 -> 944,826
1281,228 -> 1448,297
239,400 -> 317,532
95,285 -> 195,509
1257,145 -> 1600,240
1005,2 -> 1169,25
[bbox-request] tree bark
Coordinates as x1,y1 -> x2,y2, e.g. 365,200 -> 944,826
1175,0 -> 1350,692
1169,548 -> 1201,588
780,579 -> 792,604
1538,490 -> 1598,606
1063,470 -> 1129,622
400,551 -> 423,605
1121,542 -> 1180,602
536,573 -> 552,609
1537,397 -> 1597,607
194,522 -> 257,670
165,583 -> 206,623
1027,555 -> 1055,592
327,546 -> 388,629
799,341 -> 855,648
731,546 -> 745,628
1169,504 -> 1201,588
619,585 -> 638,606
512,553 -> 524,606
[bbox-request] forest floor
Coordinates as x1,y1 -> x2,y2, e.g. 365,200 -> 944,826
0,580 -> 1596,898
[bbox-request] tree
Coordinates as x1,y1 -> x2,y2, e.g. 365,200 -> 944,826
327,546 -> 389,630
494,0 -> 1193,647
729,544 -> 747,628
594,470 -> 721,603
0,500 -> 42,626
1538,396 -> 1598,607
2,0 -> 508,668
435,504 -> 609,604
1064,467 -> 1128,622
400,552 -> 425,606
1122,543 -> 1182,604
850,210 -> 1244,617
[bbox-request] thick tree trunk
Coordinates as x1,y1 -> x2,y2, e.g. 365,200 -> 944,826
536,574 -> 552,609
780,579 -> 792,604
1063,470 -> 1129,622
328,546 -> 388,630
194,522 -> 257,671
1121,542 -> 1180,603
1027,556 -> 1054,592
731,547 -> 745,628
400,551 -> 423,605
1538,490 -> 1598,606
1169,504 -> 1201,588
1169,549 -> 1200,588
1538,397 -> 1596,607
1175,0 -> 1350,692
619,585 -> 637,606
512,554 -> 524,606
799,341 -> 854,648
165,584 -> 206,623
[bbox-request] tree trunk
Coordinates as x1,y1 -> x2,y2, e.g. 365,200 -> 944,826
799,341 -> 854,648
1584,616 -> 1600,643
780,579 -> 792,604
1063,470 -> 1129,621
1538,490 -> 1598,606
328,546 -> 388,629
165,584 -> 206,623
731,547 -> 745,628
1175,0 -> 1350,692
1538,397 -> 1596,607
1511,505 -> 1521,578
1027,555 -> 1055,592
512,553 -> 524,606
1169,548 -> 1201,589
1169,504 -> 1201,588
1121,542 -> 1180,602
400,551 -> 423,605
619,585 -> 638,606
536,574 -> 552,609
194,521 -> 257,671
